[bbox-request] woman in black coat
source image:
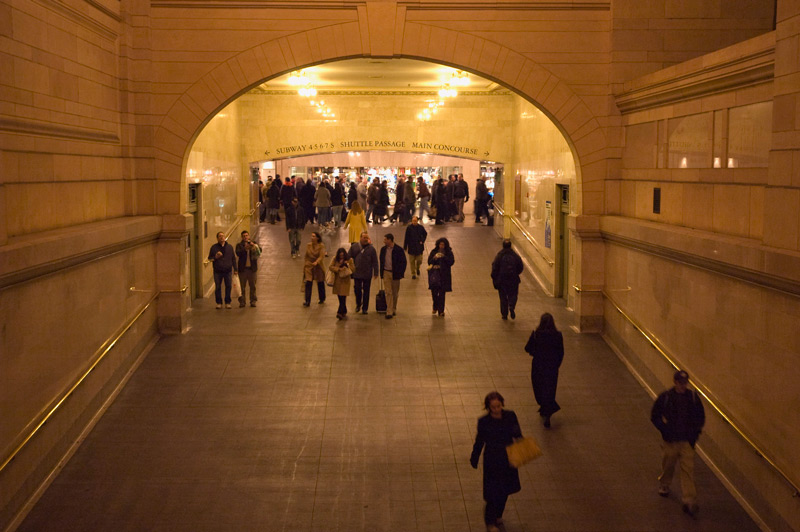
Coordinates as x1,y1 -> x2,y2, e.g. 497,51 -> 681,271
470,391 -> 522,532
427,237 -> 454,316
524,312 -> 564,427
375,180 -> 390,222
347,182 -> 358,209
299,179 -> 317,224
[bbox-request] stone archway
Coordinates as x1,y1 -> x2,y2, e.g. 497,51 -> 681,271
154,17 -> 607,332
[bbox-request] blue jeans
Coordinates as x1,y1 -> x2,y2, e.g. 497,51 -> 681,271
331,205 -> 343,226
213,270 -> 233,304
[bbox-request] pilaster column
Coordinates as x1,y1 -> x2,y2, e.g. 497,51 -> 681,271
570,214 -> 604,332
157,214 -> 192,333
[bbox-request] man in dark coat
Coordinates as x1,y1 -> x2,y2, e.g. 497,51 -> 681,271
524,312 -> 564,427
475,178 -> 490,223
298,178 -> 316,223
491,239 -> 524,319
651,370 -> 705,517
284,197 -> 307,258
348,231 -> 379,314
280,176 -> 296,210
207,231 -> 237,309
266,179 -> 281,224
402,215 -> 427,279
454,173 -> 469,222
379,233 -> 407,319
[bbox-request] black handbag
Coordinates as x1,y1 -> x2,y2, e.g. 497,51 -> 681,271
428,266 -> 442,288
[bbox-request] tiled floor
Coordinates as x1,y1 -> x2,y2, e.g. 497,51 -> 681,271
18,221 -> 760,532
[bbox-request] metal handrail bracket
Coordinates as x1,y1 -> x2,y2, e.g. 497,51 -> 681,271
602,288 -> 800,498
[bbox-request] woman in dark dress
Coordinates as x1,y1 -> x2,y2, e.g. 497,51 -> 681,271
427,237 -> 454,316
375,180 -> 390,222
470,391 -> 522,532
347,182 -> 358,209
524,312 -> 564,427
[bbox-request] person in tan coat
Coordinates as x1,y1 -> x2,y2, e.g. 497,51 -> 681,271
328,247 -> 355,319
303,231 -> 326,307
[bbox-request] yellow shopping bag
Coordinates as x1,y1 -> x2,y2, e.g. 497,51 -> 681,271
506,437 -> 543,468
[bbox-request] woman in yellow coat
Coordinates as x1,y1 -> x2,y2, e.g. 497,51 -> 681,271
344,201 -> 368,244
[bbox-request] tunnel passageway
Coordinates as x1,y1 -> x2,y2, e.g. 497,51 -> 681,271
18,223 -> 760,532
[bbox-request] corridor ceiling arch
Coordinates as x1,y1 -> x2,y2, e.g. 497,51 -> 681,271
154,25 -> 605,216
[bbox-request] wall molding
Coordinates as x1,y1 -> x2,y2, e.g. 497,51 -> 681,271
615,44 -> 775,114
248,88 -> 512,96
401,1 -> 610,11
0,117 -> 120,144
601,217 -> 800,298
33,0 -> 119,40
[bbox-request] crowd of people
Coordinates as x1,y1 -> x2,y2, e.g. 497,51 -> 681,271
211,178 -> 706,531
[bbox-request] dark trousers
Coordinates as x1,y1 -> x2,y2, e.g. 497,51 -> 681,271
305,281 -> 326,303
213,270 -> 233,304
238,268 -> 257,305
498,285 -> 519,317
431,289 -> 446,313
475,199 -> 489,221
337,295 -> 347,315
353,277 -> 372,311
484,495 -> 508,525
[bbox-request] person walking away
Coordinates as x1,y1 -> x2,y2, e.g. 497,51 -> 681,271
331,177 -> 346,227
348,231 -> 379,315
455,174 -> 469,222
403,178 -> 416,222
379,233 -> 407,319
470,391 -> 523,532
285,197 -> 307,258
433,178 -> 448,225
427,237 -> 454,317
403,215 -> 427,279
356,177 -> 368,211
344,201 -> 368,244
651,370 -> 705,517
475,178 -> 490,223
417,177 -> 431,221
329,247 -> 355,320
347,181 -> 358,209
207,231 -> 237,309
299,178 -> 317,224
445,175 -> 456,221
315,179 -> 332,225
258,180 -> 266,222
235,230 -> 261,307
491,239 -> 523,319
366,178 -> 379,223
524,313 -> 564,428
266,178 -> 281,224
302,231 -> 326,306
376,180 -> 390,223
390,176 -> 405,223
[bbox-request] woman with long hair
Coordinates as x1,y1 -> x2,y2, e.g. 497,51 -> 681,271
302,231 -> 326,307
427,237 -> 454,316
328,247 -> 355,320
344,201 -> 368,244
524,312 -> 564,427
470,391 -> 523,532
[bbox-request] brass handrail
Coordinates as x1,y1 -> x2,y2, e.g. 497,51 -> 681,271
495,204 -> 554,266
0,291 -> 160,475
602,289 -> 800,497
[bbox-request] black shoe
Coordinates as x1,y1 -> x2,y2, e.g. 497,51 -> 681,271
502,315 -> 508,320
385,314 -> 393,319
438,312 -> 444,317
509,309 -> 515,320
361,310 -> 367,315
303,302 -> 310,307
543,416 -> 551,428
319,300 -> 325,304
412,275 -> 416,279
682,503 -> 699,518
355,305 -> 361,313
336,314 -> 342,320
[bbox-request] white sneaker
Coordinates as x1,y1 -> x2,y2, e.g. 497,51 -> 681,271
215,304 -> 222,309
224,304 -> 231,309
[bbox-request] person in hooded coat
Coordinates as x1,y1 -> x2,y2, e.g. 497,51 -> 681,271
524,312 -> 564,427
